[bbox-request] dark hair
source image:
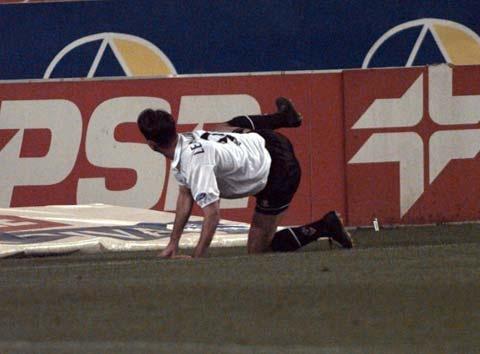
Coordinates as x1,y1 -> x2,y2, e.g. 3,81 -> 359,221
137,109 -> 177,148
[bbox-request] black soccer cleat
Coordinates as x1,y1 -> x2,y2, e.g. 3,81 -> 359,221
275,97 -> 303,127
323,211 -> 353,249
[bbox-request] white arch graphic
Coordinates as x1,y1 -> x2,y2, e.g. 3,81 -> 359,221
362,18 -> 480,68
44,32 -> 177,79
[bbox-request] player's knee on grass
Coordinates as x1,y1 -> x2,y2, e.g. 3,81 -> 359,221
270,222 -> 327,252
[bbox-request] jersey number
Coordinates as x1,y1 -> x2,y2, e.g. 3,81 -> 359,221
201,132 -> 241,146
189,142 -> 205,155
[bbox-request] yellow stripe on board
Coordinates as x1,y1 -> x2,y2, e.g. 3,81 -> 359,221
434,24 -> 480,65
113,39 -> 174,76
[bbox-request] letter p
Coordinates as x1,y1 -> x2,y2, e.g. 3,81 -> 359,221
0,100 -> 82,207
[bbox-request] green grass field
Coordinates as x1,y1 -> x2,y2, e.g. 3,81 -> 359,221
0,224 -> 479,353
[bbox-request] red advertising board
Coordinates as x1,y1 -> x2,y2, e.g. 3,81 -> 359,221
0,73 -> 345,226
2,65 -> 478,227
344,65 -> 480,225
308,73 -> 347,222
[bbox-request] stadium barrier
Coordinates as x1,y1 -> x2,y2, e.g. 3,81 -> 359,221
0,64 -> 479,226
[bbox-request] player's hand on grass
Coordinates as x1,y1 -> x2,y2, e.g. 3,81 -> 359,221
160,241 -> 179,258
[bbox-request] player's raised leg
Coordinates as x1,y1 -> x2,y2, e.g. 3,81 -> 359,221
211,97 -> 302,132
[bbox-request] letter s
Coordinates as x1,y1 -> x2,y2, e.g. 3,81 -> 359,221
77,97 -> 170,209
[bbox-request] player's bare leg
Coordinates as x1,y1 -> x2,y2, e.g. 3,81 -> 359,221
247,211 -> 284,253
208,122 -> 241,132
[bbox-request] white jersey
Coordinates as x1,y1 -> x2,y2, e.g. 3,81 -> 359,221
171,130 -> 271,208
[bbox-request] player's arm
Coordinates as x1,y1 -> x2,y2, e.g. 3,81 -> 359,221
185,143 -> 220,258
161,185 -> 194,258
193,200 -> 220,258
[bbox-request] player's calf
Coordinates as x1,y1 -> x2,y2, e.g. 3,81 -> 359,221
270,211 -> 353,252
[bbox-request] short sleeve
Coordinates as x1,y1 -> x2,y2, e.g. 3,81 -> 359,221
188,164 -> 220,208
172,169 -> 187,186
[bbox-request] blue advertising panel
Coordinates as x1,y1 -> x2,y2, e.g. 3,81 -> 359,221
1,0 -> 479,79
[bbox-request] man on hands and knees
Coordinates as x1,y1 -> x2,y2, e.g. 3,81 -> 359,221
137,97 -> 353,258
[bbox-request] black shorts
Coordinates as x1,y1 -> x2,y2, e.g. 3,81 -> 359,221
253,130 -> 301,215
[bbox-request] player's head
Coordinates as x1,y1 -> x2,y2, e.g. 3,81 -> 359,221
137,109 -> 177,153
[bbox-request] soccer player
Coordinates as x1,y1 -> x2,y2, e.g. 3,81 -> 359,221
137,98 -> 353,258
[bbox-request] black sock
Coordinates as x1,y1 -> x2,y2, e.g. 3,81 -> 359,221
228,113 -> 289,130
270,218 -> 329,252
